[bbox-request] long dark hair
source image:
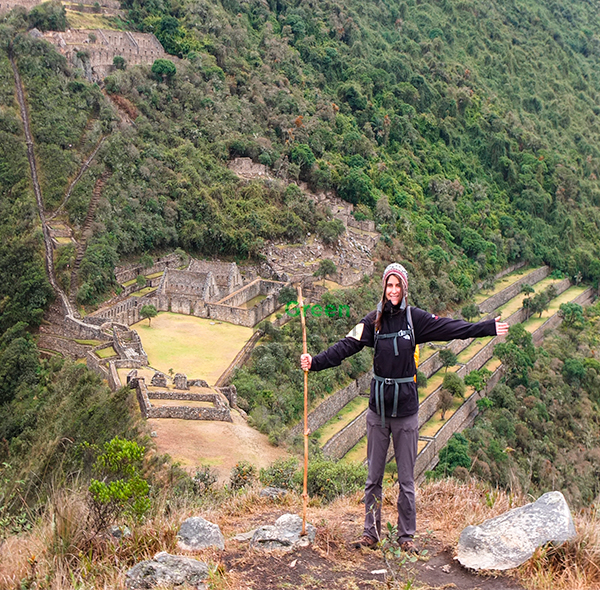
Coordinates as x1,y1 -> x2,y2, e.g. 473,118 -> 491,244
375,278 -> 404,332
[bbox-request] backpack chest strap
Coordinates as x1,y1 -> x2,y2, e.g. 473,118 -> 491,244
374,329 -> 412,356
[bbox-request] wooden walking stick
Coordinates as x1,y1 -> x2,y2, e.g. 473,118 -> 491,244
297,284 -> 309,536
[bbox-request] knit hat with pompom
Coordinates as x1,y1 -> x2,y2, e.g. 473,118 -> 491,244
382,263 -> 409,295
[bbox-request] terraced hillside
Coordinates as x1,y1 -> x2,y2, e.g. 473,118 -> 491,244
290,266 -> 596,479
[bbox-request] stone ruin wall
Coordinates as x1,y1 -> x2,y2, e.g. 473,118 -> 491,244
116,253 -> 182,285
163,269 -> 220,302
478,265 -> 550,314
0,0 -> 40,13
130,378 -> 232,422
89,295 -> 144,326
475,261 -> 528,290
188,259 -> 244,295
113,324 -> 148,364
287,371 -> 372,441
156,279 -> 284,328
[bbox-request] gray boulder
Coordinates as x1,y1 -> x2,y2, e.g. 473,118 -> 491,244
250,513 -> 316,551
125,551 -> 208,589
177,517 -> 225,551
457,491 -> 576,571
173,373 -> 189,390
150,372 -> 167,387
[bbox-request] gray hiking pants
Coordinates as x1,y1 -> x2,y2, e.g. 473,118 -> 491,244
364,408 -> 418,543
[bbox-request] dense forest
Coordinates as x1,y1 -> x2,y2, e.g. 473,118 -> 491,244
1,0 -> 600,533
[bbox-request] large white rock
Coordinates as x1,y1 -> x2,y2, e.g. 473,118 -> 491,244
125,552 -> 208,589
457,491 -> 576,570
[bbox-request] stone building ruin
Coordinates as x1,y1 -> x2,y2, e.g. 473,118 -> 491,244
40,29 -> 171,81
187,259 -> 244,297
160,269 -> 221,303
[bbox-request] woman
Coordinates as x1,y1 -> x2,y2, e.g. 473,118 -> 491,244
300,263 -> 509,552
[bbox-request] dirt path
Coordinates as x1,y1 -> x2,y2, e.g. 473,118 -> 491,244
147,411 -> 289,481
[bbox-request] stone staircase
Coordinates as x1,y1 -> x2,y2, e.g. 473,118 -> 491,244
69,170 -> 110,304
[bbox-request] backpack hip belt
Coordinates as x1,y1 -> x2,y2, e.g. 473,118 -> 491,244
372,374 -> 416,428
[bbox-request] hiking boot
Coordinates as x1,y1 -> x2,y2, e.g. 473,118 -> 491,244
353,535 -> 378,549
399,540 -> 419,554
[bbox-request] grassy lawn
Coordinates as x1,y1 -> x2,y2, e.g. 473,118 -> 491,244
238,294 -> 267,309
133,312 -> 253,385
456,336 -> 493,364
419,372 -> 444,402
146,272 -> 164,279
75,339 -> 102,346
482,357 -> 502,373
96,346 -> 117,358
55,237 -> 72,244
341,435 -> 367,464
495,276 -> 562,318
314,396 -> 369,444
419,398 -> 462,437
64,10 -> 122,29
474,266 -> 538,304
419,345 -> 436,362
521,284 -> 587,333
131,287 -> 157,297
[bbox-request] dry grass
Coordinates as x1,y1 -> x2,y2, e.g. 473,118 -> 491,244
417,478 -> 528,546
2,478 -> 600,590
519,512 -> 600,590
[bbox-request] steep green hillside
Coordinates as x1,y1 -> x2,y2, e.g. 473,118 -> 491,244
3,0 -> 600,309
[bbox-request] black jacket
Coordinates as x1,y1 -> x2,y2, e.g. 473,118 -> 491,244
310,301 -> 497,418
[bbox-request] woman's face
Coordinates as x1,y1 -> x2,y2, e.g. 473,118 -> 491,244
385,275 -> 403,306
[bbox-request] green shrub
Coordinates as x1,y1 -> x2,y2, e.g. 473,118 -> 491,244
302,458 -> 366,502
259,458 -> 299,490
87,437 -> 151,531
229,460 -> 256,490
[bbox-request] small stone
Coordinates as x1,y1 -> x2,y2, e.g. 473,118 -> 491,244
150,431 -> 158,438
107,525 -> 132,540
456,491 -> 576,571
177,517 -> 225,551
259,487 -> 288,499
233,530 -> 256,542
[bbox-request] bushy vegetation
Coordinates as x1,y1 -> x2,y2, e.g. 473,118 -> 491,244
433,302 -> 600,508
0,359 -> 144,526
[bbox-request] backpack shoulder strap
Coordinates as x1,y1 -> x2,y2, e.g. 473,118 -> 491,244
406,306 -> 415,349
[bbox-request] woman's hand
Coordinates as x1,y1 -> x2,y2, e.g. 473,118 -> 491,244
494,317 -> 509,336
300,353 -> 312,371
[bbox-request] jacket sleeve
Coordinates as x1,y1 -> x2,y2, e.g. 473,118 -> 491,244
411,307 -> 497,344
310,311 -> 376,372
